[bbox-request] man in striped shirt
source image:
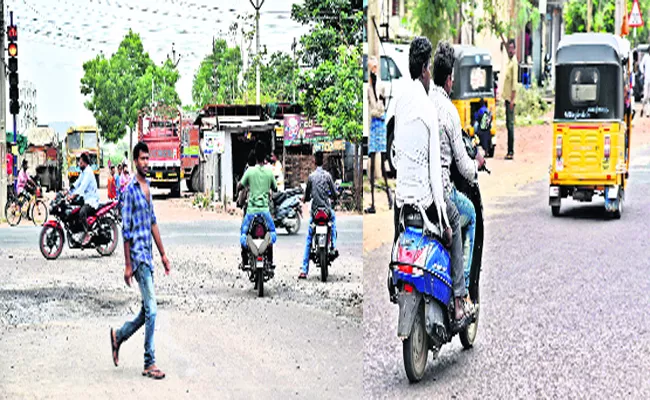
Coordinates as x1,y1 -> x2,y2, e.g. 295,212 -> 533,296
110,142 -> 170,380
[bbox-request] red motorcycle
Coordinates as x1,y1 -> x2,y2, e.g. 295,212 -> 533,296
39,191 -> 120,260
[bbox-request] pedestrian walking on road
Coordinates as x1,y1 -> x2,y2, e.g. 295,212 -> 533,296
503,39 -> 518,160
110,141 -> 171,380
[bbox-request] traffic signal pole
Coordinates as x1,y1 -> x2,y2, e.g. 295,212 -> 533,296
0,0 -> 6,220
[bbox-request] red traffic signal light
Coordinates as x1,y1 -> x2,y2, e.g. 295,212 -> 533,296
7,25 -> 17,41
8,42 -> 17,57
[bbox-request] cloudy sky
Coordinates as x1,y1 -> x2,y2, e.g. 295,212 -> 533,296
5,0 -> 310,125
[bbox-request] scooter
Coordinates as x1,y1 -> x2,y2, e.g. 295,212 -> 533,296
271,187 -> 303,234
388,131 -> 489,382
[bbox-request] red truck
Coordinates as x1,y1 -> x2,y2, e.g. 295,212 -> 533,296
137,105 -> 183,196
180,117 -> 201,192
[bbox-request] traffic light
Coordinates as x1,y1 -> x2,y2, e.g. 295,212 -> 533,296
7,23 -> 19,115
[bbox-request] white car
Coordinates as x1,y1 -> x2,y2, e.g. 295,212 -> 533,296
363,43 -> 410,176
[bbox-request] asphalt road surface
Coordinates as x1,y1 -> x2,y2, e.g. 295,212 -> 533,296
0,216 -> 362,398
363,151 -> 650,398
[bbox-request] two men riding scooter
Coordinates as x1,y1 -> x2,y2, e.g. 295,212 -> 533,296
393,37 -> 483,328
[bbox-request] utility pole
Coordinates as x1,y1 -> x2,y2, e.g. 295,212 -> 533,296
249,0 -> 265,105
0,0 -> 6,220
291,37 -> 297,104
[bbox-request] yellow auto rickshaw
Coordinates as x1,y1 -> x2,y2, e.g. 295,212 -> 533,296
451,45 -> 497,157
549,33 -> 632,218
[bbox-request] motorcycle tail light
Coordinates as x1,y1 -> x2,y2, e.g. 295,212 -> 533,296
556,135 -> 563,159
404,283 -> 414,293
604,135 -> 611,159
257,256 -> 263,261
314,209 -> 329,222
398,264 -> 413,274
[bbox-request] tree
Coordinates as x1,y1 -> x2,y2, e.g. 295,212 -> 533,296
564,0 -> 650,44
80,30 -> 180,143
291,0 -> 363,67
241,51 -> 299,104
472,0 -> 540,49
405,0 -> 460,46
292,0 -> 363,209
191,39 -> 243,108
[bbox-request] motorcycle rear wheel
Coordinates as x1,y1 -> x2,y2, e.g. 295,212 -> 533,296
403,305 -> 428,383
40,225 -> 64,260
460,286 -> 480,349
96,218 -> 119,257
320,247 -> 328,282
257,269 -> 264,298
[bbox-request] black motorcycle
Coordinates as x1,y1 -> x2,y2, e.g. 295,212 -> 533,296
39,191 -> 119,260
271,187 -> 303,234
309,207 -> 336,282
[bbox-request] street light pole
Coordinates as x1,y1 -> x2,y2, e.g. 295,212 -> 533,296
249,0 -> 265,105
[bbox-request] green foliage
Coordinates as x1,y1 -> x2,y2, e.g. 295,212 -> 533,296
564,0 -> 650,44
291,0 -> 363,66
405,0 -> 459,45
192,39 -> 243,108
301,45 -> 363,144
472,0 -> 540,48
496,83 -> 549,125
241,51 -> 299,104
80,30 -> 181,143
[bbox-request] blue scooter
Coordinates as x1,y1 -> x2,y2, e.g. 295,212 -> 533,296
388,131 -> 488,382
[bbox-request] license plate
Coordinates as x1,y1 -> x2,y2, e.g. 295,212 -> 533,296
315,225 -> 328,234
256,260 -> 264,270
607,186 -> 619,200
549,186 -> 559,197
318,235 -> 326,247
155,172 -> 162,179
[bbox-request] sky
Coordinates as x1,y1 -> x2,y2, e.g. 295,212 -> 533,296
5,0 -> 311,126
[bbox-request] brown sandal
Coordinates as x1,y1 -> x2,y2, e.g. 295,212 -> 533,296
142,367 -> 166,380
110,328 -> 120,367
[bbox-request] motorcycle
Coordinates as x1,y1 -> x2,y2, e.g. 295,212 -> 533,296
309,207 -> 337,282
242,215 -> 275,297
39,191 -> 120,260
388,131 -> 489,382
271,187 -> 303,234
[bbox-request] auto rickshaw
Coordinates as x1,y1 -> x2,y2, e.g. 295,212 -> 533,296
451,45 -> 497,157
549,33 -> 632,218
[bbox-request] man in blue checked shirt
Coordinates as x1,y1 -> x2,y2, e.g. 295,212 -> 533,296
110,142 -> 171,380
67,152 -> 99,246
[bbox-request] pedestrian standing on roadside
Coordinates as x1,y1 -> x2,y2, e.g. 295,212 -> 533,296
108,165 -> 117,200
110,141 -> 170,380
503,39 -> 518,160
640,51 -> 650,117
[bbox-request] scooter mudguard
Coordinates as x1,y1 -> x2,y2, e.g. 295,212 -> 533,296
397,291 -> 422,339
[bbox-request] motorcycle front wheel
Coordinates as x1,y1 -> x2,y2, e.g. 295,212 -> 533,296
285,214 -> 301,235
40,225 -> 64,260
96,218 -> 119,257
403,304 -> 428,383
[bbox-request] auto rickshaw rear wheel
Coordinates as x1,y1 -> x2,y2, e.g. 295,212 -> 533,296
551,205 -> 561,217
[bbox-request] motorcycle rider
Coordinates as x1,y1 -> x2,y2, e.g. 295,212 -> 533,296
237,141 -> 278,270
430,40 -> 485,297
392,36 -> 470,327
299,151 -> 339,280
67,152 -> 99,246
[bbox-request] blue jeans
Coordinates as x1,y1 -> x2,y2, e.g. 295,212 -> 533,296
116,263 -> 157,369
240,211 -> 277,247
450,187 -> 476,287
302,210 -> 337,274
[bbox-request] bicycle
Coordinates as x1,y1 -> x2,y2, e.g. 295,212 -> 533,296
5,181 -> 48,226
